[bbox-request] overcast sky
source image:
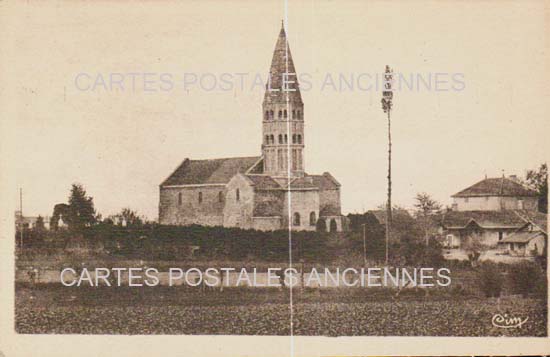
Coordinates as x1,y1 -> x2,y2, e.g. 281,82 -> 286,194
5,0 -> 549,220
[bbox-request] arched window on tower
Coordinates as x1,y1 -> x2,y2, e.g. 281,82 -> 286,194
198,192 -> 203,204
270,110 -> 274,119
284,134 -> 288,144
297,134 -> 302,144
292,110 -> 296,119
178,192 -> 182,206
278,134 -> 283,144
270,135 -> 274,144
297,110 -> 301,119
283,110 -> 288,119
293,212 -> 301,226
278,110 -> 282,119
265,135 -> 270,144
309,212 -> 316,226
292,134 -> 296,144
265,111 -> 269,120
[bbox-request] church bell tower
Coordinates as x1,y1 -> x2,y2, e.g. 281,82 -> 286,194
262,23 -> 304,177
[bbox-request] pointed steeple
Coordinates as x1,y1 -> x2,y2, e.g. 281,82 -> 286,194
264,21 -> 302,104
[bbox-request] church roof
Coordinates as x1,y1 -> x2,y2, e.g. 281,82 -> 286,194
246,174 -> 281,189
452,177 -> 537,197
161,156 -> 261,186
263,22 -> 302,104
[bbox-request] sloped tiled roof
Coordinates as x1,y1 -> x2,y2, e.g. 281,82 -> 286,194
452,177 -> 538,197
368,209 -> 412,225
246,175 -> 281,190
441,210 -> 529,229
514,210 -> 547,233
161,156 -> 261,186
500,231 -> 546,244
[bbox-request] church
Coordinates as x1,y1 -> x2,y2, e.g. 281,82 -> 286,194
159,24 -> 344,232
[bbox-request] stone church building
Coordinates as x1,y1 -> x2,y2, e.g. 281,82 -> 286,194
159,24 -> 344,232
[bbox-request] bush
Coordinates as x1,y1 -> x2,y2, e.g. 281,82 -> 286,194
507,261 -> 547,298
477,262 -> 504,298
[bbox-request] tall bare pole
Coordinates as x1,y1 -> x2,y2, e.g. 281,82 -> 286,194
20,188 -> 23,252
362,224 -> 367,267
381,65 -> 393,265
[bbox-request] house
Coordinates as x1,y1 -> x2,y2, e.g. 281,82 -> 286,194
14,211 -> 51,230
498,211 -> 547,257
158,24 -> 345,232
451,175 -> 539,211
440,175 -> 546,261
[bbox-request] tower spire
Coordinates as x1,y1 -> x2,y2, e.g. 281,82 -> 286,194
261,24 -> 305,177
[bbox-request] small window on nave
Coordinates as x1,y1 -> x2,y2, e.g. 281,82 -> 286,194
178,192 -> 182,206
293,212 -> 301,226
218,191 -> 223,203
236,189 -> 240,201
198,192 -> 203,204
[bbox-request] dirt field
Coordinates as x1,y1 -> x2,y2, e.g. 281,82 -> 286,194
15,284 -> 547,336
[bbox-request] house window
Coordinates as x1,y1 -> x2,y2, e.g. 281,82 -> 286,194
218,191 -> 223,203
446,234 -> 455,248
518,199 -> 524,209
236,189 -> 240,201
198,192 -> 203,203
178,192 -> 182,206
293,212 -> 301,226
309,212 -> 316,226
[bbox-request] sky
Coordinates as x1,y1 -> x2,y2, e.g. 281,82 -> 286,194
3,0 -> 549,220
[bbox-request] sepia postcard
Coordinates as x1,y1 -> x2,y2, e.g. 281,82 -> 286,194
0,0 -> 549,356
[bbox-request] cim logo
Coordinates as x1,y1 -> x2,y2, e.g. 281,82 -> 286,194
491,313 -> 529,329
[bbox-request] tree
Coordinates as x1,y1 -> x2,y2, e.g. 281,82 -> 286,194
50,203 -> 69,231
413,192 -> 442,246
110,208 -> 144,227
66,184 -> 96,231
525,163 -> 548,213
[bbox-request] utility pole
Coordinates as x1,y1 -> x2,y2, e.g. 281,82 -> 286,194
381,65 -> 394,265
362,223 -> 367,267
20,188 -> 23,253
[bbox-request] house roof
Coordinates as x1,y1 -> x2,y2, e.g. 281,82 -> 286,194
367,209 -> 413,225
514,210 -> 548,233
161,156 -> 261,186
441,210 -> 531,229
452,177 -> 538,197
500,231 -> 546,244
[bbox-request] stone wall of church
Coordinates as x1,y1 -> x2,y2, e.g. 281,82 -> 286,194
223,175 -> 255,229
252,217 -> 282,231
159,185 -> 226,226
284,190 -> 319,231
319,188 -> 342,216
